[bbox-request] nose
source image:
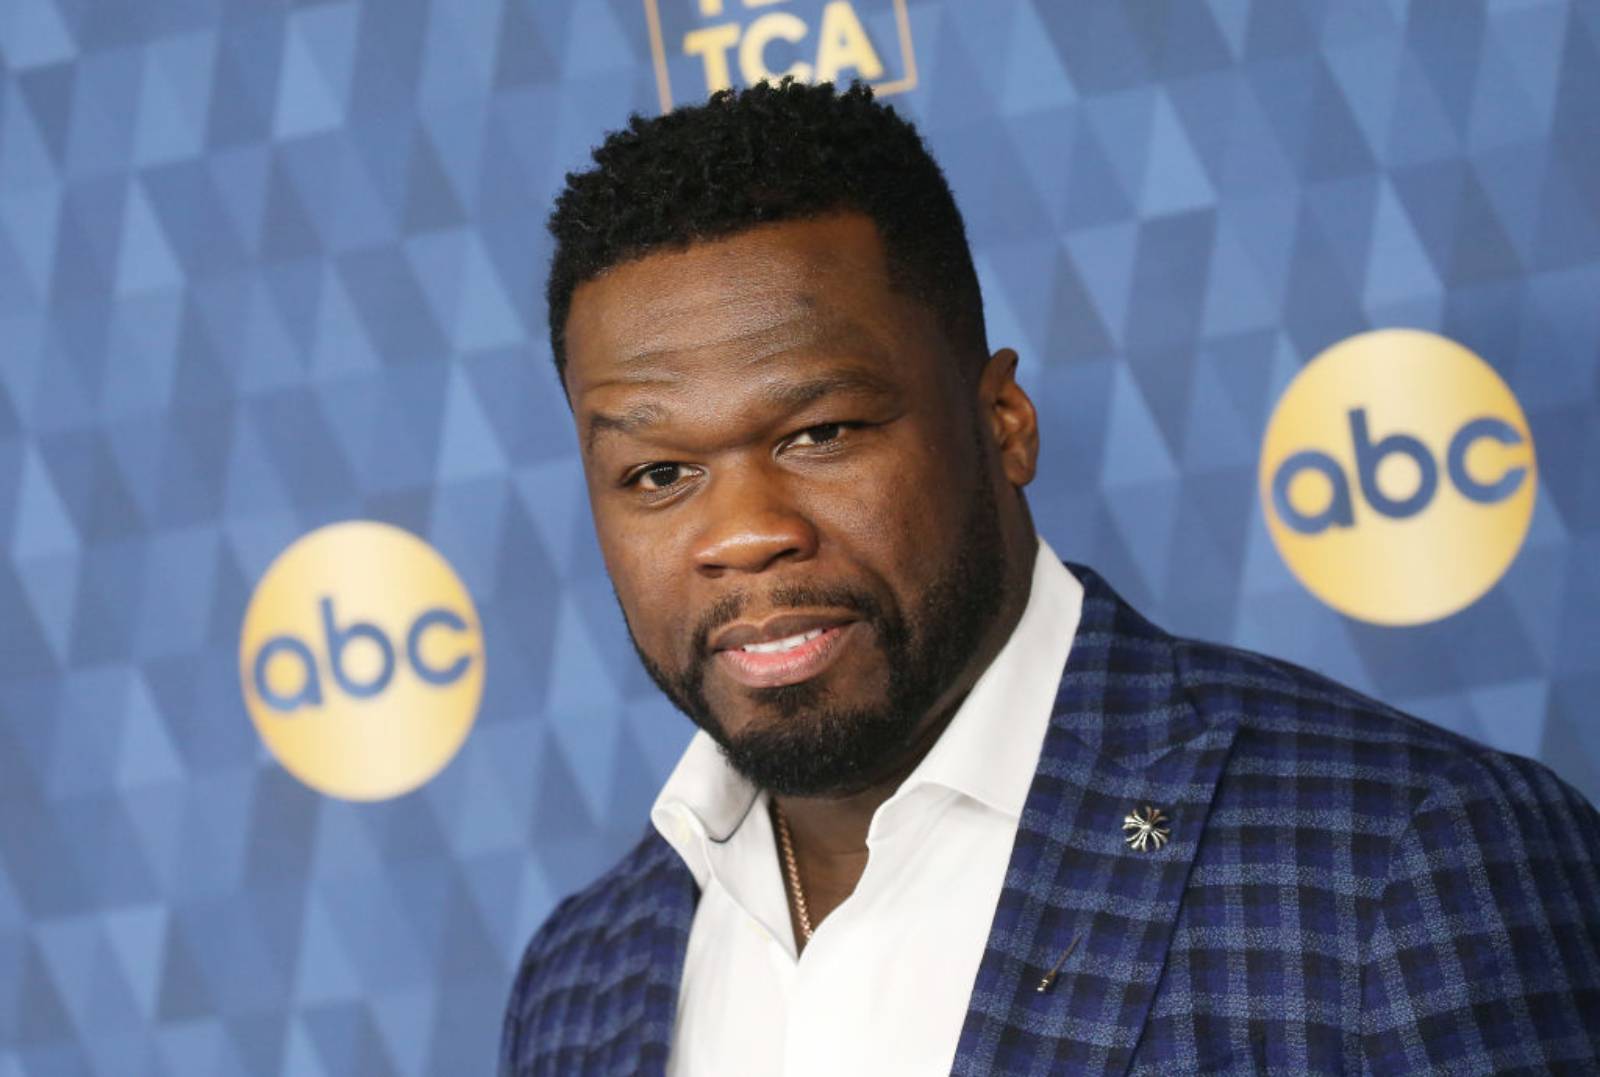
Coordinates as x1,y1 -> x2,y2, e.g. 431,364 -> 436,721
691,463 -> 819,577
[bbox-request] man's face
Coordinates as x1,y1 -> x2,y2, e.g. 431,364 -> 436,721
563,213 -> 1035,797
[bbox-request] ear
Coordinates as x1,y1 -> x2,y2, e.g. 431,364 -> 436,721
977,347 -> 1039,488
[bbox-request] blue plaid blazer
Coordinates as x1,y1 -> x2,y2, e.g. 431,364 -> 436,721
501,564 -> 1600,1074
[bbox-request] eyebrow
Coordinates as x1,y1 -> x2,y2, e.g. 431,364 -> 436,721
584,369 -> 898,455
585,402 -> 669,455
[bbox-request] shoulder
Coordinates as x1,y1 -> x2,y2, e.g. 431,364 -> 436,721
1175,637 -> 1600,1060
1174,633 -> 1600,880
1176,635 -> 1570,791
500,829 -> 695,1067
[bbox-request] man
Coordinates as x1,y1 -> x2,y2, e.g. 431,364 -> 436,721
500,80 -> 1600,1075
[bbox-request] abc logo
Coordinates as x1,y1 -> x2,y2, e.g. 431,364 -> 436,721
239,521 -> 485,800
1259,330 -> 1536,626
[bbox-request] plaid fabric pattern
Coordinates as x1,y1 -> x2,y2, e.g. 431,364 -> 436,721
501,564 -> 1600,1075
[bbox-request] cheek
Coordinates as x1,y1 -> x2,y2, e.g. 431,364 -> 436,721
808,443 -> 974,589
593,520 -> 688,654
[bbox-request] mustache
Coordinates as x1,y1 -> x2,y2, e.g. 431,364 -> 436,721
690,583 -> 886,660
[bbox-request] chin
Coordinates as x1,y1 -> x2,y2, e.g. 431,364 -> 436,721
700,692 -> 920,797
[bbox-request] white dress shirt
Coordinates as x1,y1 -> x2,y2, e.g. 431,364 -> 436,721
650,538 -> 1084,1076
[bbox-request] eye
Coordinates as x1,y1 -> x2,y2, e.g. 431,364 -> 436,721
788,422 -> 847,448
632,462 -> 692,492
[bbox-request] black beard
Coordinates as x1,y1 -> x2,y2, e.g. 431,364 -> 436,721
625,475 -> 1010,797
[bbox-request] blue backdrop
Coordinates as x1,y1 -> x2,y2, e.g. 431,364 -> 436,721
2,0 -> 1598,1073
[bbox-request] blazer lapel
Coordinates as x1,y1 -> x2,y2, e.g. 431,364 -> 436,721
952,563 -> 1241,1076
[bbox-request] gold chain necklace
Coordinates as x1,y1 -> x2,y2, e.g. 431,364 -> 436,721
772,802 -> 814,942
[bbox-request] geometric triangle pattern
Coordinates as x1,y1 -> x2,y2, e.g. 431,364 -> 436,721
1,0 -> 1597,1071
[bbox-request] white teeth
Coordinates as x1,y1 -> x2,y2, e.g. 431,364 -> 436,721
741,627 -> 826,655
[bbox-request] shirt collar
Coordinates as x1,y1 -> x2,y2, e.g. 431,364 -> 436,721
650,537 -> 1085,876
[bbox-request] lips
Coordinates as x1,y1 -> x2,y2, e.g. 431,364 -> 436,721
710,612 -> 856,653
711,615 -> 861,689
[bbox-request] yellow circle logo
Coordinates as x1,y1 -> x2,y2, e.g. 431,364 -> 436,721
1259,329 -> 1536,626
239,521 -> 485,800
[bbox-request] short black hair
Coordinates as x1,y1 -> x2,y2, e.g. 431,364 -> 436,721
546,78 -> 986,384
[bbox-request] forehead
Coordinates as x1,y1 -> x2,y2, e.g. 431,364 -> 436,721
562,214 -> 931,398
